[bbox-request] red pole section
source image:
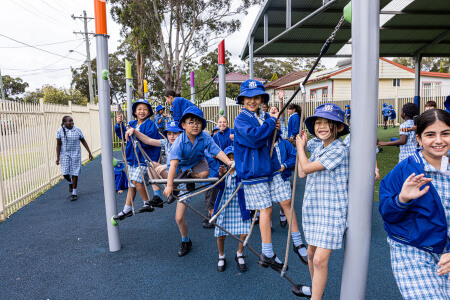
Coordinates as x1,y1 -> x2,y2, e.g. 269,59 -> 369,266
94,0 -> 108,35
218,40 -> 225,65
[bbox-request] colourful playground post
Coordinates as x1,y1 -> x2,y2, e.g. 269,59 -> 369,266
143,79 -> 148,100
218,40 -> 226,117
190,71 -> 195,105
94,0 -> 121,252
125,59 -> 132,119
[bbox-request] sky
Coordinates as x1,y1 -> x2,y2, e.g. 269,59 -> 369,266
0,0 -> 338,93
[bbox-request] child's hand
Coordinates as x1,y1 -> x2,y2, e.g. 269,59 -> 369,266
218,165 -> 227,176
275,119 -> 281,130
278,165 -> 286,172
377,140 -> 385,146
296,130 -> 307,149
398,173 -> 433,203
399,127 -> 409,133
116,114 -> 123,124
55,159 -> 60,165
226,161 -> 235,170
125,128 -> 135,141
229,134 -> 234,141
437,253 -> 450,277
375,168 -> 380,180
155,165 -> 167,174
163,186 -> 173,198
278,89 -> 285,101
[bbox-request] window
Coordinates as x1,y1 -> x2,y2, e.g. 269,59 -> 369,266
393,79 -> 401,87
322,88 -> 328,100
310,89 -> 316,100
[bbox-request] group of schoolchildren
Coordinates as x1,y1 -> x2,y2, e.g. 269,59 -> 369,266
55,77 -> 450,299
382,102 -> 397,129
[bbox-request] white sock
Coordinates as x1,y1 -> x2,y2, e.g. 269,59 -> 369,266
218,254 -> 225,267
72,188 -> 77,195
123,205 -> 132,213
237,252 -> 245,265
299,247 -> 308,257
302,286 -> 311,296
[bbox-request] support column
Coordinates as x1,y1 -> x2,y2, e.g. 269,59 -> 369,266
286,0 -> 291,29
143,79 -> 148,100
218,40 -> 226,117
264,13 -> 269,44
190,71 -> 196,105
414,54 -> 421,108
94,0 -> 120,252
340,0 -> 379,298
249,37 -> 254,79
125,59 -> 133,120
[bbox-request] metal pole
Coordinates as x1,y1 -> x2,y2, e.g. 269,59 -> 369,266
249,37 -> 254,79
125,59 -> 133,120
143,79 -> 148,100
414,54 -> 421,109
83,10 -> 95,104
218,40 -> 227,117
190,71 -> 195,104
286,0 -> 291,29
341,0 -> 379,298
94,0 -> 120,252
0,68 -> 5,101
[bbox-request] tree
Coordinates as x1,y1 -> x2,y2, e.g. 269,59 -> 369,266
23,85 -> 87,105
1,75 -> 29,100
393,57 -> 449,73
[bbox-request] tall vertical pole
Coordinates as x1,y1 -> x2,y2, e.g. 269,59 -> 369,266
0,68 -> 5,101
143,79 -> 148,100
125,59 -> 133,120
286,0 -> 291,29
341,0 -> 379,298
264,13 -> 269,44
94,0 -> 121,252
190,71 -> 196,105
218,40 -> 226,117
414,54 -> 421,109
83,10 -> 95,104
249,37 -> 254,79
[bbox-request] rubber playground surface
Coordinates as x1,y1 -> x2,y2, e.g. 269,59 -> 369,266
0,152 -> 402,299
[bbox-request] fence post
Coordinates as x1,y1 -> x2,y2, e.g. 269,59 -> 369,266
0,162 -> 6,221
87,103 -> 94,155
68,101 -> 72,114
394,86 -> 399,125
40,99 -> 52,187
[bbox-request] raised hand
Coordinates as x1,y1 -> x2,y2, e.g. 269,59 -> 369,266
398,173 -> 433,203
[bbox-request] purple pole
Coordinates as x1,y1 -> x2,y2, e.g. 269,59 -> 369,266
190,71 -> 195,104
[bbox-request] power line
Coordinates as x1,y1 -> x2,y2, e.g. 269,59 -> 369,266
39,0 -> 74,20
17,0 -> 73,27
0,38 -> 83,49
8,0 -> 65,27
14,68 -> 72,78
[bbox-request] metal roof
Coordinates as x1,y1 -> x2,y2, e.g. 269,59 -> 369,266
240,0 -> 450,59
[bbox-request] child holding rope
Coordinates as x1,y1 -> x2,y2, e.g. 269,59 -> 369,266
164,90 -> 195,123
56,116 -> 93,201
379,109 -> 450,299
113,99 -> 161,221
213,116 -> 234,150
163,106 -> 233,257
154,105 -> 168,135
287,103 -> 301,143
296,103 -> 349,299
213,146 -> 251,272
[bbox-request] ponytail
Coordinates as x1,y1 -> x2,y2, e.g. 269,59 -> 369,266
287,103 -> 302,115
165,89 -> 181,98
61,115 -> 70,141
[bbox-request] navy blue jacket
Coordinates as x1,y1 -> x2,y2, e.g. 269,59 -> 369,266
379,151 -> 449,254
277,138 -> 297,181
287,113 -> 300,138
234,109 -> 281,184
114,119 -> 161,167
213,175 -> 251,221
171,97 -> 195,122
213,127 -> 234,150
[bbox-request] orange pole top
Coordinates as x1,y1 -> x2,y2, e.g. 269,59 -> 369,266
94,0 -> 107,35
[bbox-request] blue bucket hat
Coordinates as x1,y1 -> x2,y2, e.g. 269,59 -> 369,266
224,146 -> 234,156
345,104 -> 350,107
132,99 -> 153,118
388,105 -> 393,109
156,105 -> 165,112
236,79 -> 270,104
212,125 -> 219,133
444,95 -> 450,112
304,103 -> 350,137
179,106 -> 206,130
382,103 -> 387,107
163,121 -> 184,137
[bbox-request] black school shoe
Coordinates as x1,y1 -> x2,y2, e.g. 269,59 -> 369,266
203,218 -> 215,229
235,254 -> 247,272
293,243 -> 308,265
113,210 -> 133,221
258,253 -> 288,273
177,239 -> 192,257
149,195 -> 163,208
138,204 -> 154,213
280,217 -> 287,228
291,284 -> 312,298
217,258 -> 227,272
68,195 -> 77,201
186,183 -> 195,192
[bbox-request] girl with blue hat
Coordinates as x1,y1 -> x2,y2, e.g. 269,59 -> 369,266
382,102 -> 391,129
154,104 -> 168,135
296,103 -> 349,299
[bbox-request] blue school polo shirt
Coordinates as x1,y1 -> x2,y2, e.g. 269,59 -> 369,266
170,97 -> 195,122
169,131 -> 221,172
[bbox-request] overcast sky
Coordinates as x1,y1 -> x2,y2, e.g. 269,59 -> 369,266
0,0 -> 337,93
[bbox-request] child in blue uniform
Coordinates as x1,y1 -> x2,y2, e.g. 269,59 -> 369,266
378,103 -> 420,162
379,109 -> 450,299
154,105 -> 168,135
114,160 -> 128,193
295,103 -> 349,299
287,103 -> 301,143
382,103 -> 391,129
56,116 -> 93,201
214,146 -> 251,272
163,106 -> 233,257
213,116 -> 234,150
113,99 -> 161,219
164,90 -> 195,123
345,104 -> 351,126
388,104 -> 396,127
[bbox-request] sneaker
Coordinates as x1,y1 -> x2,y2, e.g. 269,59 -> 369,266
113,210 -> 133,221
69,183 -> 73,193
291,285 -> 312,298
235,254 -> 247,272
293,243 -> 308,265
178,239 -> 192,257
138,205 -> 154,213
149,195 -> 163,208
258,253 -> 288,273
68,195 -> 77,201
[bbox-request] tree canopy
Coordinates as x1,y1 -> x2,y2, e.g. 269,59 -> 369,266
393,57 -> 450,73
1,75 -> 29,100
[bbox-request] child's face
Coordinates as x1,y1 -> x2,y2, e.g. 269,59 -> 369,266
217,117 -> 228,131
64,117 -> 74,129
243,95 -> 262,112
158,109 -> 164,114
261,103 -> 269,112
227,153 -> 234,161
401,109 -> 406,120
165,96 -> 174,104
167,131 -> 181,143
314,117 -> 343,141
269,106 -> 279,117
181,116 -> 202,136
287,108 -> 294,115
416,120 -> 450,160
135,104 -> 150,120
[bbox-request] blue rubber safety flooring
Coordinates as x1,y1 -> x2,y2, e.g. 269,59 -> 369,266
0,152 -> 401,299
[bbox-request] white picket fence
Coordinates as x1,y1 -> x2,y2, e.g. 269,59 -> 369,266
0,99 -> 101,220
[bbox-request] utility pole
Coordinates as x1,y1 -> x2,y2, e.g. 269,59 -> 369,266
0,68 -> 5,101
72,11 -> 95,103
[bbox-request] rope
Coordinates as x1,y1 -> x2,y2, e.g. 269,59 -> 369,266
243,209 -> 259,247
209,182 -> 242,223
181,74 -> 219,101
118,121 -> 135,213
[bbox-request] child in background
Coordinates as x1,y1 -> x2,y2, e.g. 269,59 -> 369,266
154,105 -> 168,136
287,103 -> 302,143
213,116 -> 234,150
163,106 -> 233,257
114,159 -> 128,193
388,105 -> 396,128
294,103 -> 349,299
261,103 -> 269,113
56,116 -> 93,201
425,100 -> 437,110
379,109 -> 450,299
378,103 -> 420,162
214,146 -> 251,273
164,90 -> 195,123
345,104 -> 351,126
382,103 -> 391,129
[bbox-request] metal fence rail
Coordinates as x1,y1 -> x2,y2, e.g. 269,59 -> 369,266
0,100 -> 101,220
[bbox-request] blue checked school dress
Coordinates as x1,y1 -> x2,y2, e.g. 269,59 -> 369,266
214,172 -> 251,237
388,153 -> 450,300
56,126 -> 84,176
399,119 -> 417,162
302,138 -> 349,249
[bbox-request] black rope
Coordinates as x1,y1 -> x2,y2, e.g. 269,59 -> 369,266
181,73 -> 218,101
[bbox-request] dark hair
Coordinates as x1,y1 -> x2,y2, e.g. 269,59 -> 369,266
312,118 -> 346,138
165,89 -> 180,98
425,100 -> 437,108
61,116 -> 71,141
416,109 -> 450,137
182,114 -> 202,124
402,103 -> 420,119
287,103 -> 301,115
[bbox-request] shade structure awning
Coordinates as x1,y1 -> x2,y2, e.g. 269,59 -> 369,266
240,0 -> 450,59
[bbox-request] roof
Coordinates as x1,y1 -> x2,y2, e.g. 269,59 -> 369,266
212,72 -> 266,84
199,97 -> 237,107
240,0 -> 450,59
264,71 -> 310,89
